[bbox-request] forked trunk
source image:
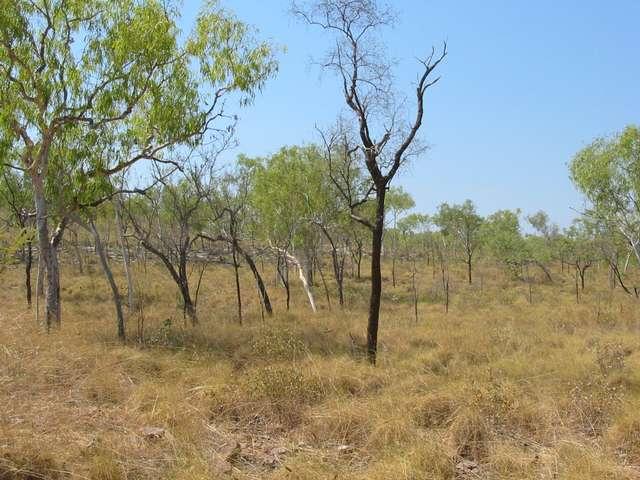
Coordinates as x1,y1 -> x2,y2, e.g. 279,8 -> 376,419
33,176 -> 61,329
179,278 -> 197,325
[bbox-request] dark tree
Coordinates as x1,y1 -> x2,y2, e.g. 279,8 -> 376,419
296,0 -> 446,364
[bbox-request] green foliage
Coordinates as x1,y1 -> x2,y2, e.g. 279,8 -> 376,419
570,126 -> 640,215
570,125 -> 640,258
386,186 -> 415,219
0,0 -> 278,216
242,145 -> 339,249
434,200 -> 483,258
562,219 -> 599,265
481,209 -> 526,273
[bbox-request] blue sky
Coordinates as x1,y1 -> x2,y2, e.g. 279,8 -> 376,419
183,1 -> 640,227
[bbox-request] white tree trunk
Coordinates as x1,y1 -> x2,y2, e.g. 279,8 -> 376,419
271,244 -> 317,313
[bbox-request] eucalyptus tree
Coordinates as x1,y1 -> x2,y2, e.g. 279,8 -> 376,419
434,200 -> 483,284
296,0 -> 446,363
0,0 -> 277,328
243,146 -> 328,312
308,156 -> 357,307
570,126 -> 640,265
586,217 -> 636,294
564,220 -> 598,292
481,209 -> 527,277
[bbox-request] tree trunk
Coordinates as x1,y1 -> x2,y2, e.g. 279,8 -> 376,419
277,256 -> 290,310
533,260 -> 553,283
282,250 -> 317,313
366,189 -> 385,365
466,251 -> 472,284
35,255 -> 43,325
318,225 -> 345,307
333,248 -> 345,307
24,241 -> 32,307
392,254 -> 397,288
181,282 -> 197,325
412,259 -> 418,323
90,220 -> 125,341
33,176 -> 61,330
232,242 -> 243,324
315,255 -> 332,310
237,245 -> 272,316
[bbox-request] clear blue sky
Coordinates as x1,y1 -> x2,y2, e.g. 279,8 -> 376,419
184,1 -> 639,227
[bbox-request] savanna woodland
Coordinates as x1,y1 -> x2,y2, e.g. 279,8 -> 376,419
1,1 -> 640,479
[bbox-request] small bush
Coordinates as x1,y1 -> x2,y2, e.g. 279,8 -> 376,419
413,393 -> 456,429
250,328 -> 307,361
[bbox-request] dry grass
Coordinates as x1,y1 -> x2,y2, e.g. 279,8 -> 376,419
1,255 -> 640,479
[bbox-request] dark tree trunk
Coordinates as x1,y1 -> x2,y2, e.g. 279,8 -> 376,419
179,277 -> 197,325
232,242 -> 243,324
466,254 -> 472,285
334,249 -> 345,307
140,240 -> 197,326
25,241 -> 32,307
392,255 -> 397,287
366,188 -> 385,365
277,256 -> 290,311
318,224 -> 345,307
235,243 -> 272,316
411,259 -> 418,323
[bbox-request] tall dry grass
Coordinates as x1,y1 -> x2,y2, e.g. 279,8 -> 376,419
1,255 -> 640,479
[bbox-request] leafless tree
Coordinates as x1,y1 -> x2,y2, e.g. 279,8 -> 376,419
296,0 -> 446,363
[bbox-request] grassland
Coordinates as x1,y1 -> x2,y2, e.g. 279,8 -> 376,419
2,255 -> 640,479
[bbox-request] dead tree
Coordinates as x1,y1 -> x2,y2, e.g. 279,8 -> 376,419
298,0 -> 446,363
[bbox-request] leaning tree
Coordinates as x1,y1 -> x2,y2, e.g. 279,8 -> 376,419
295,0 -> 446,363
